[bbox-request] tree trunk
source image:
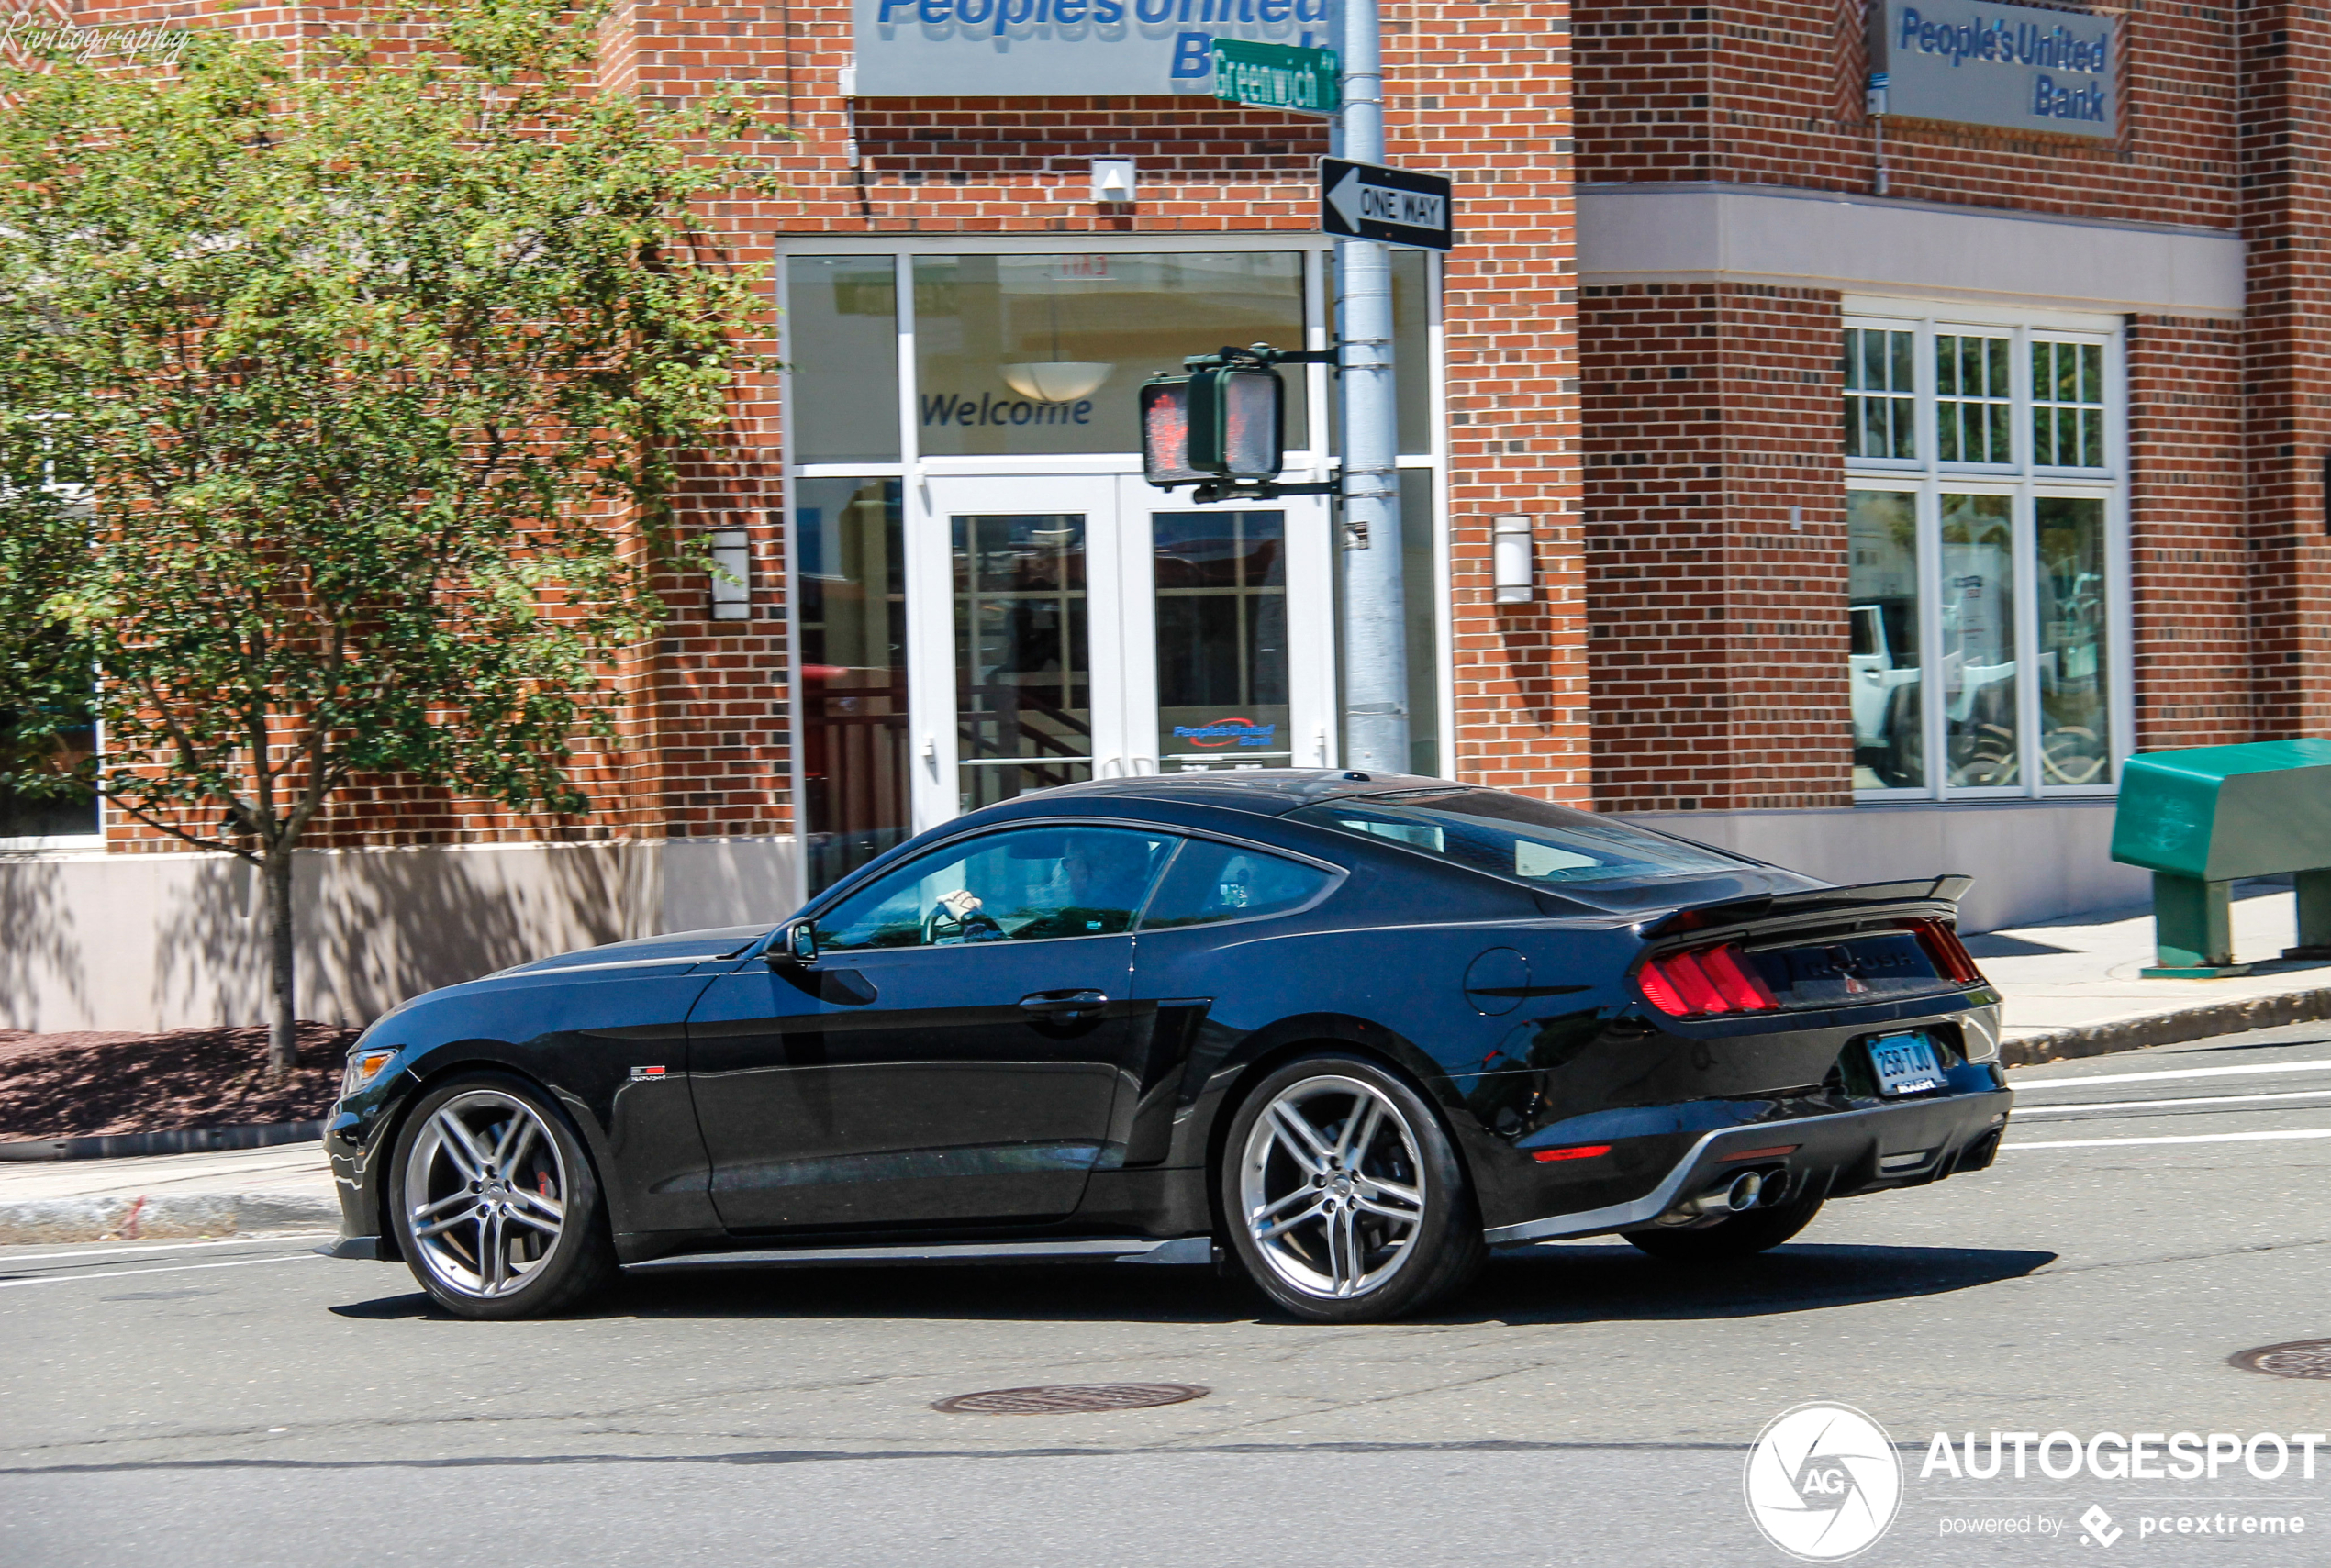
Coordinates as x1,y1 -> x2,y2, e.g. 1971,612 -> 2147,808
263,847 -> 298,1084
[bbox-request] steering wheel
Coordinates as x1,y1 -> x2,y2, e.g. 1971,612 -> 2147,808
922,902 -> 1002,945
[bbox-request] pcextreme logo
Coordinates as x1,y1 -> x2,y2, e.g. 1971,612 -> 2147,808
1745,1402 -> 1905,1561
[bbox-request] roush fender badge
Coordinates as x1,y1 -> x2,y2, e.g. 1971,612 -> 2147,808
629,1065 -> 669,1081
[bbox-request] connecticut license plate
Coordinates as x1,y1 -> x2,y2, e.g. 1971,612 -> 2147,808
1868,1031 -> 1945,1097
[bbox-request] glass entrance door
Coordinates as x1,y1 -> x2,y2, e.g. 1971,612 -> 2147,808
910,474 -> 1334,832
1147,506 -> 1297,773
951,507 -> 1101,812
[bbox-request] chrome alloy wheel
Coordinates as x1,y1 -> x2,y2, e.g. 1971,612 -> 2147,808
1239,1073 -> 1429,1300
403,1089 -> 569,1299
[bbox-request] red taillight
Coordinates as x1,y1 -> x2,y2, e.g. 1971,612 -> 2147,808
1637,962 -> 1689,1016
1637,941 -> 1780,1018
1906,917 -> 1986,986
1697,942 -> 1779,1011
1531,1144 -> 1612,1163
1662,950 -> 1731,1014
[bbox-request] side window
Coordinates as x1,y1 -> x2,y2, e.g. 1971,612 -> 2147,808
1138,839 -> 1333,930
813,826 -> 1175,951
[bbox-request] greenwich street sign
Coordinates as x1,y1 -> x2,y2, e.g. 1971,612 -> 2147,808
1320,158 -> 1454,251
1869,0 -> 2115,139
1212,39 -> 1339,115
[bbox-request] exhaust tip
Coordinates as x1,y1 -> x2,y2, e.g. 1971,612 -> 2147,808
1723,1171 -> 1763,1212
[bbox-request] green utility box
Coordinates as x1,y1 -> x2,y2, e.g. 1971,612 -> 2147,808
2111,739 -> 2331,976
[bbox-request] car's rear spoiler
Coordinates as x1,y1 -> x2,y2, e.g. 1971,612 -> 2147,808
1643,875 -> 1974,940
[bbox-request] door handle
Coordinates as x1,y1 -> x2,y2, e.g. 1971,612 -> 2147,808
1019,989 -> 1110,1019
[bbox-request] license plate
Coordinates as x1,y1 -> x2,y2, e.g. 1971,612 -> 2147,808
1868,1031 -> 1945,1097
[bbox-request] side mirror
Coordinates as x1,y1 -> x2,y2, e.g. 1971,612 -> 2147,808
766,918 -> 818,966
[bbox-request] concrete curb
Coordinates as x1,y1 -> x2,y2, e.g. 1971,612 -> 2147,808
2001,985 -> 2331,1068
0,1193 -> 340,1246
0,1120 -> 324,1163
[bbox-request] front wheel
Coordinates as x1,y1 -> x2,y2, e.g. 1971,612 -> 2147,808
1221,1054 -> 1485,1323
390,1072 -> 619,1319
1624,1189 -> 1825,1263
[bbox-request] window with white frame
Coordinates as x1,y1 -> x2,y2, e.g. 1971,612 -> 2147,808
1843,305 -> 2125,801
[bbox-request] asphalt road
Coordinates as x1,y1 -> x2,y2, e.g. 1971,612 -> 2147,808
14,1025 -> 2331,1565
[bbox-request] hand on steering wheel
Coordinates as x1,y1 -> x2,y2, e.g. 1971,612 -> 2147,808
921,890 -> 1002,944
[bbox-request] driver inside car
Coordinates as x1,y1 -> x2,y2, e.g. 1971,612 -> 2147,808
1008,832 -> 1158,940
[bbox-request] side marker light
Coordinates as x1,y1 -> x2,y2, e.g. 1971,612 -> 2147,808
1531,1144 -> 1613,1163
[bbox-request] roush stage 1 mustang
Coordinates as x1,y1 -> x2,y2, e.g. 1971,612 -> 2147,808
321,770 -> 2013,1323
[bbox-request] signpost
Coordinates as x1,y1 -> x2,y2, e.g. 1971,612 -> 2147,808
1211,40 -> 1340,116
1320,158 -> 1455,250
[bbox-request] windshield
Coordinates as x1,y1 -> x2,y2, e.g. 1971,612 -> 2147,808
1285,789 -> 1749,887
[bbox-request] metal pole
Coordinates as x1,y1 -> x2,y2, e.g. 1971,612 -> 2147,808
1336,0 -> 1409,773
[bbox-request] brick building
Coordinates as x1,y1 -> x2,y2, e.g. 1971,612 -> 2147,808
0,0 -> 2308,1029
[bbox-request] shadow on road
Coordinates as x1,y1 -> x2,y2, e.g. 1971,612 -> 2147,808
1465,1240 -> 2057,1325
329,1240 -> 2055,1328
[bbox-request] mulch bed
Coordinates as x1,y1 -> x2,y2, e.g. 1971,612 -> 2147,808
0,1022 -> 359,1140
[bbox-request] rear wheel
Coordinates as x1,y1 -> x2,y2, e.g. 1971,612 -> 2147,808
1624,1189 -> 1825,1263
1221,1054 -> 1485,1323
390,1072 -> 619,1319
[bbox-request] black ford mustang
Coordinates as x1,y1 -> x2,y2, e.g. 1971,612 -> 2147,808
322,770 -> 2012,1322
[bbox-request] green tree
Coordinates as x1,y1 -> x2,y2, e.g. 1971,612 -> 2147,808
0,1 -> 775,1078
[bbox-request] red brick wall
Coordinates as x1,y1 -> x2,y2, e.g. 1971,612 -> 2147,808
1404,0 -> 1588,803
1580,281 -> 1850,812
2125,313 -> 2250,751
2240,0 -> 2331,743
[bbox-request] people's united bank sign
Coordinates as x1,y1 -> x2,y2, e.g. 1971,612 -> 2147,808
1872,0 -> 2115,139
852,0 -> 1333,96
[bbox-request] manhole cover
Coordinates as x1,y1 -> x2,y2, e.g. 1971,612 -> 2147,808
2229,1340 -> 2331,1379
932,1383 -> 1210,1415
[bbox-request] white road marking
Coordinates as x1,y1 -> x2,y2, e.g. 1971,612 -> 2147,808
0,1254 -> 321,1290
2010,1058 -> 2331,1091
2006,1128 -> 2331,1151
2013,1086 -> 2331,1117
0,1235 -> 333,1267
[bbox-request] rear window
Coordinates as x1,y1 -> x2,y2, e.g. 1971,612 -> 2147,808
1285,789 -> 1746,888
1139,839 -> 1333,929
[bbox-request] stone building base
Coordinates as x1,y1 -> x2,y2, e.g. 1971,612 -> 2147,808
0,838 -> 800,1034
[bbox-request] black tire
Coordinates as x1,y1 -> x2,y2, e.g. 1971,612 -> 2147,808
389,1071 -> 619,1319
1220,1052 -> 1486,1324
1624,1189 -> 1825,1263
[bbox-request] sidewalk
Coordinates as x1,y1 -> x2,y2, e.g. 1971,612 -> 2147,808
1977,882 -> 2331,1064
0,1141 -> 338,1245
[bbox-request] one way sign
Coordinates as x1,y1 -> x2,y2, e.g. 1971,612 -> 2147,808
1320,158 -> 1455,250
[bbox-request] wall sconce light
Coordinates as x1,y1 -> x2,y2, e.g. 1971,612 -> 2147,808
1492,515 -> 1534,605
710,528 -> 751,620
1090,159 -> 1136,204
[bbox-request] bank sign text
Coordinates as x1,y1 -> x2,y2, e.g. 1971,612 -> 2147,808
853,0 -> 1333,97
1873,0 -> 2114,140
